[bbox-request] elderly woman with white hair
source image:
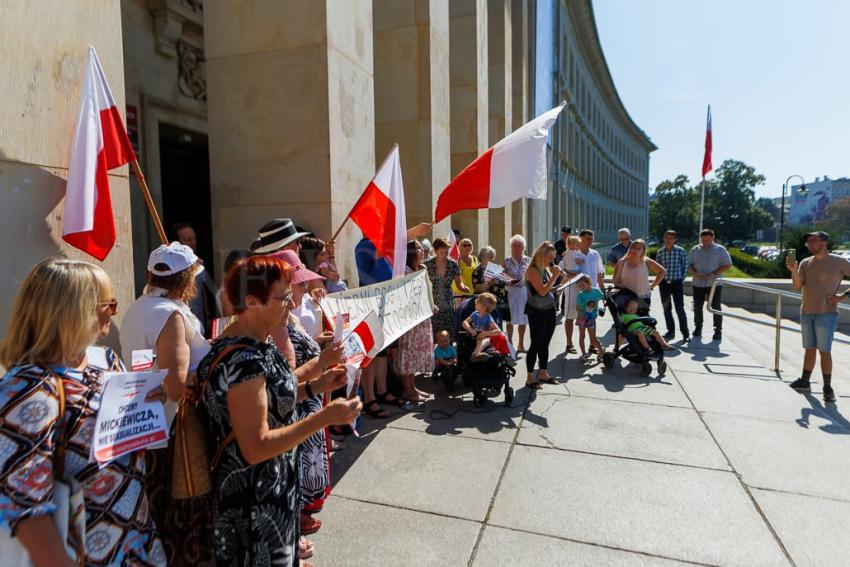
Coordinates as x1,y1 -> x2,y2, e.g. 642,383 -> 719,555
472,246 -> 511,323
503,234 -> 532,352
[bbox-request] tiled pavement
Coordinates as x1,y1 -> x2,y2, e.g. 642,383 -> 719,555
311,292 -> 850,566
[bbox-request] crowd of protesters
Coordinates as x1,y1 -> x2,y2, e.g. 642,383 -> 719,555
0,216 -> 847,567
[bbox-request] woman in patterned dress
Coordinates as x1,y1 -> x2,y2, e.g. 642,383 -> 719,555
395,240 -> 435,403
267,249 -> 345,559
0,258 -> 165,566
425,238 -> 470,339
504,234 -> 532,352
197,255 -> 359,567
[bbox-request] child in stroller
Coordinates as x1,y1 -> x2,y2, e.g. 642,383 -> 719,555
601,288 -> 668,376
451,294 -> 516,406
621,299 -> 670,353
462,293 -> 507,363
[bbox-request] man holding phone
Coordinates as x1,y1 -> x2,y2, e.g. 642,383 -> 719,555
787,231 -> 850,403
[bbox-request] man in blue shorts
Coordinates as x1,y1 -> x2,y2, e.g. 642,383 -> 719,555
787,231 -> 850,403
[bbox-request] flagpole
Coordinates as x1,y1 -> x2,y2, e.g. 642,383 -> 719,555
329,213 -> 352,244
699,176 -> 705,232
130,158 -> 168,245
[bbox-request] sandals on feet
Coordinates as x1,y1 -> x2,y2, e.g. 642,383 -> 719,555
364,400 -> 389,418
376,391 -> 404,406
538,375 -> 557,384
566,344 -> 577,354
525,381 -> 542,390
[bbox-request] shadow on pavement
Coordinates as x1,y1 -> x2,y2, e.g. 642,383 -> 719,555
796,392 -> 850,435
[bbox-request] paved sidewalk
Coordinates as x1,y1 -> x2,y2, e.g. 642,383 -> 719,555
311,293 -> 850,566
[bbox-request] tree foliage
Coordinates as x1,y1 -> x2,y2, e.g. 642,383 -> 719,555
649,159 -> 775,242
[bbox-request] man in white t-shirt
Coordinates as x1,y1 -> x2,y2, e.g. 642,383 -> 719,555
578,229 -> 605,289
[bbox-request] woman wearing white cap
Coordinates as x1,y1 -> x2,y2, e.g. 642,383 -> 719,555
120,242 -> 212,567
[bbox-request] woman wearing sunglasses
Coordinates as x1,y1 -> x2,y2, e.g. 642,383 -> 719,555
0,258 -> 164,566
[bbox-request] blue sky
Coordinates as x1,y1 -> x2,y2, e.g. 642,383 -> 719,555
593,0 -> 850,198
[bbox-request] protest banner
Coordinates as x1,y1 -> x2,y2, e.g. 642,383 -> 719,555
94,370 -> 168,466
321,269 -> 434,349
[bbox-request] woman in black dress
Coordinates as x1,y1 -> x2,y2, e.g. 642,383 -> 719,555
197,255 -> 360,567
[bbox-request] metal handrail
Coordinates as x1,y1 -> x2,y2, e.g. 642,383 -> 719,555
706,277 -> 850,371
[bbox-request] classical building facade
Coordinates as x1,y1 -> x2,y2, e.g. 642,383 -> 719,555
529,0 -> 655,246
0,0 -> 652,335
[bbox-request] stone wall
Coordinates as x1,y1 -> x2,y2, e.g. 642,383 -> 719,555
0,0 -> 134,350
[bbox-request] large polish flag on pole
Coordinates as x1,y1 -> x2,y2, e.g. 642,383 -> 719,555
63,47 -> 136,261
348,144 -> 408,277
434,102 -> 566,222
701,104 -> 713,177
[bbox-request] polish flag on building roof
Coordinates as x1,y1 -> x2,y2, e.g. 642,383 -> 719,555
63,47 -> 135,261
434,102 -> 566,223
348,144 -> 408,277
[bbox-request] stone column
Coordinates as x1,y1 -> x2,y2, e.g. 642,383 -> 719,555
373,0 -> 451,241
486,0 -> 512,258
0,0 -> 134,346
449,0 -> 488,246
510,0 -> 529,241
204,0 -> 374,283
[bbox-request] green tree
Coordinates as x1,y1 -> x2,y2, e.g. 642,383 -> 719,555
649,174 -> 699,240
702,160 -> 769,242
756,196 -> 780,224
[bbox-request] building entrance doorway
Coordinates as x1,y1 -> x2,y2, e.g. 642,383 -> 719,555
158,123 -> 214,273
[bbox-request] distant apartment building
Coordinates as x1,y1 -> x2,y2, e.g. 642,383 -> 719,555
789,176 -> 850,226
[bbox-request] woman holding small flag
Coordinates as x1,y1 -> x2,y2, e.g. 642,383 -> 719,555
197,255 -> 360,567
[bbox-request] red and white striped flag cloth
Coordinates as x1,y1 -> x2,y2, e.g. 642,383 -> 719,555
63,47 -> 135,261
348,144 -> 408,277
434,103 -> 566,222
344,311 -> 385,369
447,229 -> 460,260
701,104 -> 713,177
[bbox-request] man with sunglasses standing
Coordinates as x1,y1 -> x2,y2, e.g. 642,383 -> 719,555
787,231 -> 850,403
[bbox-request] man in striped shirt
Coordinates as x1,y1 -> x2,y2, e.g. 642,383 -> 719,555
655,229 -> 690,341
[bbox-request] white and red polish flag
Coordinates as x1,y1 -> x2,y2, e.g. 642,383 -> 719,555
63,47 -> 136,261
701,104 -> 713,178
348,144 -> 408,277
434,102 -> 566,222
447,229 -> 460,260
344,311 -> 385,369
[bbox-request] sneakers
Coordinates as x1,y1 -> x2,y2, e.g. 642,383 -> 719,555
692,327 -> 702,337
789,378 -> 811,392
824,386 -> 836,403
470,352 -> 490,363
663,331 -> 675,340
682,333 -> 691,342
712,330 -> 722,341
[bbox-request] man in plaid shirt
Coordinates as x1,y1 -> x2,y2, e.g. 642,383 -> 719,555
655,229 -> 690,341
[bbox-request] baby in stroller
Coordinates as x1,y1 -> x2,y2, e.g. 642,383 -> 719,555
462,293 -> 511,363
433,330 -> 458,385
621,298 -> 669,353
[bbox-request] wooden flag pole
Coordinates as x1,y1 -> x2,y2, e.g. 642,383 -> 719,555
328,213 -> 352,244
130,158 -> 168,245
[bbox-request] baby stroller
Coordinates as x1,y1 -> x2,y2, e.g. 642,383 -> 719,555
600,287 -> 667,376
450,295 -> 516,407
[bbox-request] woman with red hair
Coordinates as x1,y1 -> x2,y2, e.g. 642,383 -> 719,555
197,255 -> 361,567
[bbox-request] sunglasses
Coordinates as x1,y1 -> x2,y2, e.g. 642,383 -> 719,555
98,298 -> 118,316
461,244 -> 472,248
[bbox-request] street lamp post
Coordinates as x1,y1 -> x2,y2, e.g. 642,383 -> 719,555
779,174 -> 806,248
